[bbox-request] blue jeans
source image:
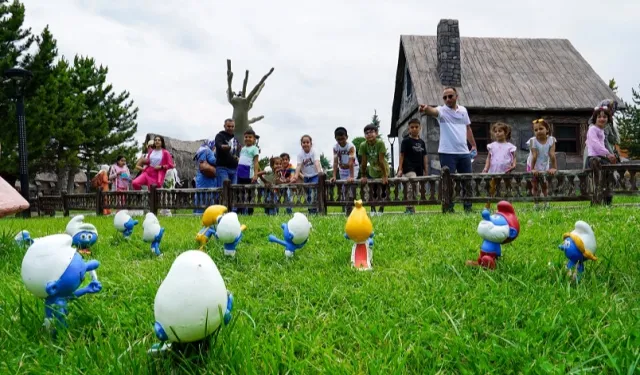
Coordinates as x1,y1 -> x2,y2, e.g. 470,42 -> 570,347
304,175 -> 319,214
264,190 -> 279,215
217,167 -> 238,212
439,153 -> 472,212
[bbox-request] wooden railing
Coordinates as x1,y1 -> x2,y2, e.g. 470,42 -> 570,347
23,160 -> 639,217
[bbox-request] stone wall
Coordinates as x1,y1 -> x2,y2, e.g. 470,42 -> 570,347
396,111 -> 591,174
436,19 -> 461,87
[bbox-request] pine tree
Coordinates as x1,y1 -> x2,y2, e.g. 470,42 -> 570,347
617,84 -> 640,159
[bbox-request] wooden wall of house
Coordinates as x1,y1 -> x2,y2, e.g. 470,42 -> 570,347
396,110 -> 592,174
398,65 -> 418,124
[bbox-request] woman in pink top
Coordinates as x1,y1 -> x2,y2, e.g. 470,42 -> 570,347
132,135 -> 175,190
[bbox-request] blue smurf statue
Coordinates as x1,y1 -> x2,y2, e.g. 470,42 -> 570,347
559,220 -> 597,281
268,213 -> 312,257
143,213 -> 165,257
21,234 -> 102,331
65,215 -> 98,255
214,212 -> 247,257
15,230 -> 34,247
114,210 -> 139,238
466,201 -> 520,269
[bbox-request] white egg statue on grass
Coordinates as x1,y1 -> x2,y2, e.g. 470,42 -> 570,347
142,212 -> 164,257
114,210 -> 138,238
150,250 -> 233,353
65,215 -> 98,255
268,212 -> 312,257
21,233 -> 101,331
214,212 -> 247,257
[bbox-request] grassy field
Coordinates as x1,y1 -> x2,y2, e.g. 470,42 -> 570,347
1,203 -> 639,374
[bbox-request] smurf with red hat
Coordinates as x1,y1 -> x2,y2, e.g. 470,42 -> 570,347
466,201 -> 520,269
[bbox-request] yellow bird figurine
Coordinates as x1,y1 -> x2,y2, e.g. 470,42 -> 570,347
344,200 -> 374,270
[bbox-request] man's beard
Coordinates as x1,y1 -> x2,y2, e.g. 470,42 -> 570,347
477,220 -> 509,243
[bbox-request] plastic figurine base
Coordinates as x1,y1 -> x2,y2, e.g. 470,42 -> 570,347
214,212 -> 247,257
466,201 -> 520,269
20,234 -> 102,332
195,205 -> 228,250
143,213 -> 164,257
344,200 -> 375,271
559,221 -> 597,282
149,250 -> 233,355
65,215 -> 98,255
15,230 -> 34,247
114,210 -> 139,238
268,212 -> 312,257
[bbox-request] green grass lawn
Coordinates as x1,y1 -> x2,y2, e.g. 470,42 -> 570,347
1,204 -> 639,374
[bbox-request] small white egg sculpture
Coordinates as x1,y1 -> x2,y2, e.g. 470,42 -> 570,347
143,213 -> 161,242
288,212 -> 312,245
216,213 -> 242,243
153,250 -> 229,343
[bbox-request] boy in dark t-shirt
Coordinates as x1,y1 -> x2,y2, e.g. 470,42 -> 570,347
397,118 -> 428,214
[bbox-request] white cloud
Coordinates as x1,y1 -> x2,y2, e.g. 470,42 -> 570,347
23,0 -> 640,169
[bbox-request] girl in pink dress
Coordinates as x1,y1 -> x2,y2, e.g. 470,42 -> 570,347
110,155 -> 131,209
482,122 -> 517,174
132,136 -> 175,190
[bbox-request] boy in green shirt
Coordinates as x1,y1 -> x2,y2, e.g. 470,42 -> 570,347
359,124 -> 389,215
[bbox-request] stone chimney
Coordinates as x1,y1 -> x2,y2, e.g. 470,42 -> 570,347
437,19 -> 461,87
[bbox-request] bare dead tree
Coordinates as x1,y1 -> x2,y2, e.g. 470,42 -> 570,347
226,59 -> 274,139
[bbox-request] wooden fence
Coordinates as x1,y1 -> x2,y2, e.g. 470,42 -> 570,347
27,160 -> 639,217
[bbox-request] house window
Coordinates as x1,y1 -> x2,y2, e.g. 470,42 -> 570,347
554,124 -> 580,154
470,122 -> 491,153
405,67 -> 413,97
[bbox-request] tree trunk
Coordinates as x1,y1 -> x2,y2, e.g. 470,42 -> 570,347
66,168 -> 77,194
56,167 -> 67,194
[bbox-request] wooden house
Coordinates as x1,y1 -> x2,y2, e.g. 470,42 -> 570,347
389,19 -> 622,172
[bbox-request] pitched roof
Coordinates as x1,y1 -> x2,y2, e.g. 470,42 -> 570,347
392,35 -> 621,128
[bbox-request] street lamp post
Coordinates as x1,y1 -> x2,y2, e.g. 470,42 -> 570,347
387,134 -> 396,177
4,67 -> 33,218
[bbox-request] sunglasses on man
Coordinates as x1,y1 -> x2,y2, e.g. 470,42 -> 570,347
442,94 -> 455,100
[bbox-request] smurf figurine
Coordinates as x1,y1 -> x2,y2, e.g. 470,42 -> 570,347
268,212 -> 312,257
114,210 -> 138,238
149,250 -> 233,354
195,205 -> 228,250
559,221 -> 597,281
215,212 -> 247,257
20,234 -> 102,330
143,213 -> 164,257
344,200 -> 375,270
65,215 -> 98,255
15,230 -> 34,247
466,200 -> 520,269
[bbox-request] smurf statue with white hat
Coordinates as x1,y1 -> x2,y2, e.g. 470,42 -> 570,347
21,234 -> 102,331
268,212 -> 312,257
65,215 -> 98,255
114,210 -> 138,238
559,221 -> 597,281
149,250 -> 233,354
214,212 -> 247,257
143,212 -> 164,257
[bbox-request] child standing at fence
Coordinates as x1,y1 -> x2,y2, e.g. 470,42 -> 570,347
397,118 -> 428,214
259,156 -> 283,215
359,124 -> 389,216
109,155 -> 131,211
237,128 -> 261,215
291,135 -> 323,214
330,127 -> 359,215
586,107 -> 616,205
280,152 -> 295,214
526,119 -> 558,207
482,123 -> 516,208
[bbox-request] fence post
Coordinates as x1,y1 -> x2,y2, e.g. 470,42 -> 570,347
222,180 -> 232,210
590,158 -> 603,206
96,189 -> 103,216
441,166 -> 453,213
149,184 -> 158,215
317,173 -> 327,215
61,191 -> 70,217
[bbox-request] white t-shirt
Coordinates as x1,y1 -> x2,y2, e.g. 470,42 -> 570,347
297,148 -> 320,178
436,105 -> 471,154
149,149 -> 163,167
333,142 -> 359,170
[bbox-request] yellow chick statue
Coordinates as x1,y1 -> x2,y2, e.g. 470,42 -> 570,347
195,205 -> 228,250
344,200 -> 375,270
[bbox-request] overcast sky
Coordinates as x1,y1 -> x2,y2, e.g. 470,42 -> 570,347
23,0 -> 640,166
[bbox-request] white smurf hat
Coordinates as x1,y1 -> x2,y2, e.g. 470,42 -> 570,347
563,221 -> 597,261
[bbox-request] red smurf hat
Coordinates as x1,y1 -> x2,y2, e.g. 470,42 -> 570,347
496,201 -> 519,244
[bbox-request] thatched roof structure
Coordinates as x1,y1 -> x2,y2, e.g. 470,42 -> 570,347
144,133 -> 206,186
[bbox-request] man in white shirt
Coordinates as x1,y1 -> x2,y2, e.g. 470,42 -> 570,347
419,87 -> 477,213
